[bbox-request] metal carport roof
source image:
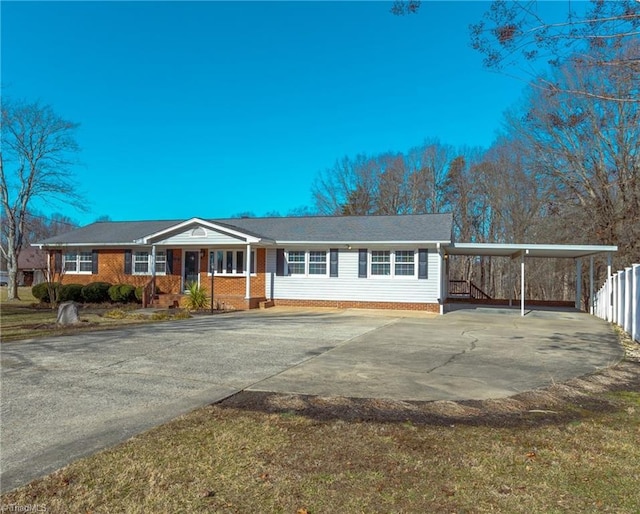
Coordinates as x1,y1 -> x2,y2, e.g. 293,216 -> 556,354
442,243 -> 618,316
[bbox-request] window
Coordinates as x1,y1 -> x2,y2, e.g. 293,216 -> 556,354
395,250 -> 415,276
287,251 -> 306,275
209,249 -> 255,275
309,251 -> 327,275
370,250 -> 417,278
134,252 -> 149,274
63,251 -> 93,273
371,251 -> 391,276
133,251 -> 166,275
285,250 -> 329,276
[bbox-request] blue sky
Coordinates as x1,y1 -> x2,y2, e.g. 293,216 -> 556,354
2,1 -> 563,226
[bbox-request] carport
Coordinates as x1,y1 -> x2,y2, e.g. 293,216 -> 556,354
443,243 -> 618,316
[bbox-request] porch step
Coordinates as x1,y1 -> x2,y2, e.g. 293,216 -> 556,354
153,293 -> 185,309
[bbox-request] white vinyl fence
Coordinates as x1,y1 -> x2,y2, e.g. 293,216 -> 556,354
593,264 -> 639,342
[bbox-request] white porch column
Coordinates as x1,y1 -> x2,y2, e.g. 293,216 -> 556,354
575,258 -> 582,310
589,256 -> 594,315
151,245 -> 156,276
245,243 -> 251,300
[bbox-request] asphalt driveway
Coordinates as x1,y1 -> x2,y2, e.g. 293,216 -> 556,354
0,307 -> 623,492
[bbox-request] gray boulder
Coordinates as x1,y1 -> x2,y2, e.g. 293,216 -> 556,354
56,301 -> 80,325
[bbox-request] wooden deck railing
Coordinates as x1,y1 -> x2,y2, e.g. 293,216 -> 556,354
448,280 -> 492,300
141,278 -> 156,308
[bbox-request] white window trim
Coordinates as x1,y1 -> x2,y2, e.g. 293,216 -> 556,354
208,249 -> 256,277
62,251 -> 93,275
132,250 -> 167,276
369,249 -> 417,279
285,250 -> 329,277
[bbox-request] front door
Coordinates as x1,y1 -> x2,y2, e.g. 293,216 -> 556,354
184,251 -> 200,290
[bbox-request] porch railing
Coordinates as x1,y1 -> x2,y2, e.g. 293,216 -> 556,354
141,278 -> 156,308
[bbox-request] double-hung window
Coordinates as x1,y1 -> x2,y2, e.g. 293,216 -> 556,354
133,251 -> 166,275
63,251 -> 93,273
394,250 -> 415,276
369,250 -> 416,277
286,250 -> 328,276
287,251 -> 306,275
371,251 -> 391,276
308,251 -> 327,275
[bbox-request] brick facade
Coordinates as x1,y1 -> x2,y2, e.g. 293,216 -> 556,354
54,247 -> 267,310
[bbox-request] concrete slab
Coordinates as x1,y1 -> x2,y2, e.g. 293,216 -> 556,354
0,307 -> 623,492
249,308 -> 624,401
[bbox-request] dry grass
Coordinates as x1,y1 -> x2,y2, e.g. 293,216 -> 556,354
0,288 -> 190,342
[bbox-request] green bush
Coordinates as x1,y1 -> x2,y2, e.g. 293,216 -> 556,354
32,282 -> 60,303
135,286 -> 144,302
81,282 -> 112,303
183,281 -> 209,311
59,283 -> 84,303
108,284 -> 136,303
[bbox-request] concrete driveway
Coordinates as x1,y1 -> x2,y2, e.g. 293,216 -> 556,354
0,307 -> 622,492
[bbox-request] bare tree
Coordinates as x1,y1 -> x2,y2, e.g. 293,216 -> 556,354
470,0 -> 640,103
503,51 -> 640,267
1,98 -> 82,300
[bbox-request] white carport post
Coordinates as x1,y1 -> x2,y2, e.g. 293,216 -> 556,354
245,243 -> 251,301
589,256 -> 594,314
520,250 -> 528,317
607,253 -> 613,321
575,258 -> 582,310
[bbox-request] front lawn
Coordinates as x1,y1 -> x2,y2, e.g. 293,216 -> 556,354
0,287 -> 189,342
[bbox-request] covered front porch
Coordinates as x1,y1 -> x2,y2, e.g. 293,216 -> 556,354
137,218 -> 272,310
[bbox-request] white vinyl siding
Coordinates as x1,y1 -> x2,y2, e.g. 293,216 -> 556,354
266,247 -> 439,304
63,251 -> 93,274
156,228 -> 245,246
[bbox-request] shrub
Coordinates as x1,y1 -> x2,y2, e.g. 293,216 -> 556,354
81,282 -> 112,303
183,281 -> 209,311
32,282 -> 60,303
108,284 -> 136,303
135,286 -> 144,303
59,284 -> 84,303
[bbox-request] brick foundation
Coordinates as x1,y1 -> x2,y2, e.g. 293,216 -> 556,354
273,298 -> 440,312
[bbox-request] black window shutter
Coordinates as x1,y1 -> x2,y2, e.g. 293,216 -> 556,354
358,249 -> 367,278
330,248 -> 339,277
166,249 -> 173,274
124,249 -> 132,275
92,250 -> 99,274
418,248 -> 428,279
54,250 -> 62,273
276,249 -> 285,276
